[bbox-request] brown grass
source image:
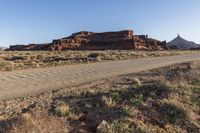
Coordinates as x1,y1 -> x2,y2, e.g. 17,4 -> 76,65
0,50 -> 200,71
0,110 -> 69,133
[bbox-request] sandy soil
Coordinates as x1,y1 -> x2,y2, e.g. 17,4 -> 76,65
0,50 -> 200,71
1,53 -> 200,100
0,61 -> 200,133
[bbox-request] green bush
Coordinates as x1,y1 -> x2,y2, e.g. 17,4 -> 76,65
130,94 -> 143,106
110,91 -> 120,101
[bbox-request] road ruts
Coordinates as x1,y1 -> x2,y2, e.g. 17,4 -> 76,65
1,53 -> 200,100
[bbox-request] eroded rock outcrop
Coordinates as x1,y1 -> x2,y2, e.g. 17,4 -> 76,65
8,44 -> 50,51
7,30 -> 168,51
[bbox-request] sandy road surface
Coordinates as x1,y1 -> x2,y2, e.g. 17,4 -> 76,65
1,53 -> 200,100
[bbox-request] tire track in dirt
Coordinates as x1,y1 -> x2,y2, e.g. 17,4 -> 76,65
1,53 -> 200,100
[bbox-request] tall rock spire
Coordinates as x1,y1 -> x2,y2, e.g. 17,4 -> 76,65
167,34 -> 199,50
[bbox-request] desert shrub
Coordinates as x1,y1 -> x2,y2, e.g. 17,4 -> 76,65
0,61 -> 13,71
130,98 -> 141,106
101,95 -> 113,108
54,105 -> 70,117
101,91 -> 121,108
130,94 -> 143,106
0,111 -> 68,133
191,77 -> 200,86
190,87 -> 200,107
36,54 -> 44,60
138,81 -> 171,100
106,118 -> 147,133
109,91 -> 120,101
87,53 -> 102,61
6,56 -> 26,61
87,53 -> 100,58
192,87 -> 200,94
0,61 -> 10,67
132,78 -> 142,88
190,96 -> 200,108
159,103 -> 199,132
160,103 -> 188,125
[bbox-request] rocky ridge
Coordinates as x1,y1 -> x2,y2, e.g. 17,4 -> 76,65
7,30 -> 168,51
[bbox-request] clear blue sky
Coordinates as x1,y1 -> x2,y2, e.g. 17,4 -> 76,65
0,0 -> 200,47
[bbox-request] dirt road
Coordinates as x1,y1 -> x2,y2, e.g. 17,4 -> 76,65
1,53 -> 200,100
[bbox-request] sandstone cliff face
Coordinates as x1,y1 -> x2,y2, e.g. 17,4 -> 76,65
7,30 -> 168,51
49,30 -> 168,51
133,35 -> 167,50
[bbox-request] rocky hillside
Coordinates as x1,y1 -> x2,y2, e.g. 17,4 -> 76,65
167,34 -> 200,50
7,30 -> 168,51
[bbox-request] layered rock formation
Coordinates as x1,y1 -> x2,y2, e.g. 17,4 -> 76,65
7,30 -> 168,51
8,44 -> 50,51
133,35 -> 167,50
49,30 -> 168,50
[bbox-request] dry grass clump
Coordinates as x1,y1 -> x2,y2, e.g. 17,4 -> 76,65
0,61 -> 14,71
0,110 -> 69,133
54,105 -> 70,117
101,95 -> 115,108
132,78 -> 142,87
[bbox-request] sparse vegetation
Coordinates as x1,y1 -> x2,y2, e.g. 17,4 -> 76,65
0,50 -> 200,71
0,61 -> 13,71
130,94 -> 143,106
161,103 -> 189,125
0,61 -> 200,132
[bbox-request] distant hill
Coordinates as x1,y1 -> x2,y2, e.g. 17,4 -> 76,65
167,35 -> 200,50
